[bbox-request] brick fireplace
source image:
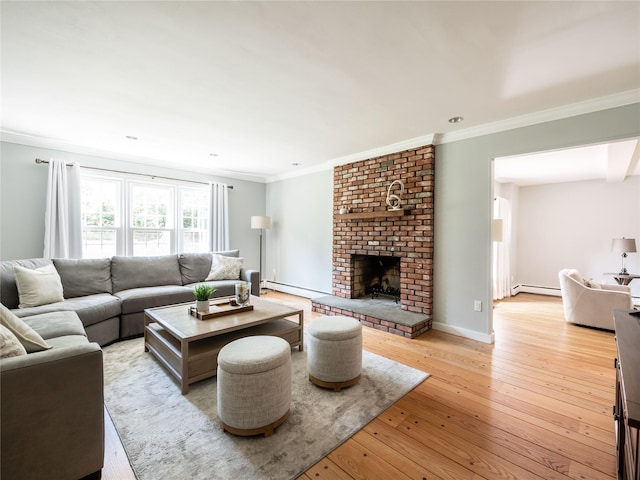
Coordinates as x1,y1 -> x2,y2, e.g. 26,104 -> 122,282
312,145 -> 434,338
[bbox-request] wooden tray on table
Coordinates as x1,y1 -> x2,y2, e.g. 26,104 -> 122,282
189,299 -> 254,320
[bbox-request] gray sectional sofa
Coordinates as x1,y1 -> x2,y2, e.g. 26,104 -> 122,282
1,308 -> 104,480
0,250 -> 259,346
0,249 -> 257,479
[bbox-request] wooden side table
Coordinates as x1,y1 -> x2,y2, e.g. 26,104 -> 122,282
606,273 -> 640,286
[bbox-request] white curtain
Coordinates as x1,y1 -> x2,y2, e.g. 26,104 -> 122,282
43,159 -> 83,259
209,182 -> 229,251
492,196 -> 512,300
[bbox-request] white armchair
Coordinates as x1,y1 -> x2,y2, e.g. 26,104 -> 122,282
558,269 -> 633,330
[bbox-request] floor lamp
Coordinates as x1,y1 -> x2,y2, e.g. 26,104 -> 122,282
251,215 -> 271,294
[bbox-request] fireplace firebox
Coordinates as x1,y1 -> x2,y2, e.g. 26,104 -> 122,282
353,255 -> 401,302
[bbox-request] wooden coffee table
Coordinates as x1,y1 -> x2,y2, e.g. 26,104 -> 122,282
143,296 -> 303,394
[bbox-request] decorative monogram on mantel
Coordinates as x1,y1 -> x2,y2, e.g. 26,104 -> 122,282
385,179 -> 404,211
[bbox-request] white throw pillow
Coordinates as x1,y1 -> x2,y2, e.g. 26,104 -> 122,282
0,323 -> 27,358
13,264 -> 64,308
583,278 -> 602,289
205,254 -> 244,281
0,303 -> 51,353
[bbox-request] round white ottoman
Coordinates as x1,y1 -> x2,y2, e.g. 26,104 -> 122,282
217,336 -> 291,437
307,315 -> 362,391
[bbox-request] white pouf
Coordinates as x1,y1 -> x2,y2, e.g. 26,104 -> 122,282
217,336 -> 291,437
307,315 -> 363,392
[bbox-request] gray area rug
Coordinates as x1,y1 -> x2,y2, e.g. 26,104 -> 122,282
103,337 -> 429,480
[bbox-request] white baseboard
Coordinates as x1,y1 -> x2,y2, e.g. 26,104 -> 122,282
518,285 -> 562,297
431,321 -> 495,344
263,281 -> 330,300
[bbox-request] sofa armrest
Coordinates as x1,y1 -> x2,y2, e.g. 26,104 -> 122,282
241,269 -> 261,296
1,343 -> 104,480
601,283 -> 631,293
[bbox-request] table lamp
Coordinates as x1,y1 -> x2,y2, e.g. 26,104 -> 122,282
611,237 -> 637,275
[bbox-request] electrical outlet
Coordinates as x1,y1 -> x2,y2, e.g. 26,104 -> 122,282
474,300 -> 482,312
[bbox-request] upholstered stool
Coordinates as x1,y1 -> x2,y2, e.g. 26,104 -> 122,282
217,336 -> 291,437
307,315 -> 362,392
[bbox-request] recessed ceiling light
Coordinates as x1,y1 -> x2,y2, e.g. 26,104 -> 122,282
448,116 -> 464,124
125,135 -> 138,140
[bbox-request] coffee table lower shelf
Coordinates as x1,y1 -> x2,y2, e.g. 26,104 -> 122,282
144,318 -> 302,394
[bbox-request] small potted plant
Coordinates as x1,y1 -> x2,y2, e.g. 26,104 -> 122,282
193,284 -> 215,313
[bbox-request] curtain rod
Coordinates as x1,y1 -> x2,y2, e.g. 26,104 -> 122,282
34,158 -> 233,189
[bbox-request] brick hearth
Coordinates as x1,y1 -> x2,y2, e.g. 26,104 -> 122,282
312,145 -> 434,338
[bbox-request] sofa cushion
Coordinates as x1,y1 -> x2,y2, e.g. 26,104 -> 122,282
178,253 -> 212,285
62,294 -> 122,328
0,303 -> 51,353
53,258 -> 112,297
44,334 -> 93,349
12,294 -> 121,329
114,285 -> 195,315
178,250 -> 239,285
205,254 -> 244,281
111,255 -> 183,293
13,264 -> 64,308
23,311 -> 87,340
0,258 -> 52,309
0,324 -> 27,358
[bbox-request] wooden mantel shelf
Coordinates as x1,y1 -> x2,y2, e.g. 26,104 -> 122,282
337,209 -> 410,220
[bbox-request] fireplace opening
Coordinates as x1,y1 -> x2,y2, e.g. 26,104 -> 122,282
353,255 -> 401,303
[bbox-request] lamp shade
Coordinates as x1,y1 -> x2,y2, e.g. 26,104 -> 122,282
251,215 -> 271,230
612,238 -> 637,253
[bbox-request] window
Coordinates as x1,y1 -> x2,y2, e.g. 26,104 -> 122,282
129,183 -> 175,256
80,175 -> 211,258
180,188 -> 210,253
81,177 -> 122,258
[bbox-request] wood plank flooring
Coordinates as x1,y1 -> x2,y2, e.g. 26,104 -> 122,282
102,292 -> 617,480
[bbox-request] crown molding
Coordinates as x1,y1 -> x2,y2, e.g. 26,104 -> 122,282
266,133 -> 436,183
0,131 -> 269,184
436,89 -> 640,145
267,90 -> 639,183
4,89 -> 638,185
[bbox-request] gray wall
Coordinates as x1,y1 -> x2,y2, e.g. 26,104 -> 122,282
0,142 -> 266,270
265,169 -> 333,294
261,103 -> 639,341
3,103 -> 638,340
434,103 -> 640,339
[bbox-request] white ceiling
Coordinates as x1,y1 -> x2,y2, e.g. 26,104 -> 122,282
495,138 -> 640,186
1,1 -> 639,183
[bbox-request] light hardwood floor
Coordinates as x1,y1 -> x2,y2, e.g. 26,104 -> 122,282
102,292 -> 617,480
